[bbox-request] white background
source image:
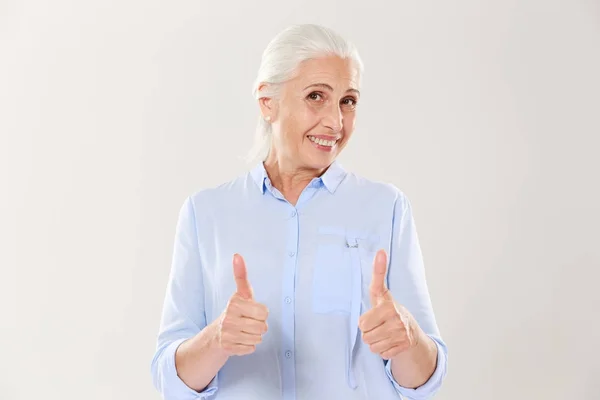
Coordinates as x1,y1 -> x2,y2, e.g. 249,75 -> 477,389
1,1 -> 599,399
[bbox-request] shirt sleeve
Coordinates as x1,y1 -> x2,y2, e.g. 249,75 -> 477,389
150,196 -> 219,400
383,190 -> 449,399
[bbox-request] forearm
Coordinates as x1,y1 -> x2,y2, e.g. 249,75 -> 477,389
174,321 -> 229,392
390,328 -> 438,389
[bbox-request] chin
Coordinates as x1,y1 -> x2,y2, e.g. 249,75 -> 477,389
300,138 -> 342,170
304,153 -> 336,170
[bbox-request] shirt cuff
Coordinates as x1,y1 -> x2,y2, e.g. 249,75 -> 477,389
384,335 -> 448,400
152,338 -> 219,400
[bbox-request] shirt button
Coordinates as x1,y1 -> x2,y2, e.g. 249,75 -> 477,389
285,296 -> 292,304
285,351 -> 292,359
291,210 -> 297,217
288,251 -> 295,257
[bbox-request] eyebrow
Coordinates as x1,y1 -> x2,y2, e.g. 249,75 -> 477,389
304,83 -> 360,96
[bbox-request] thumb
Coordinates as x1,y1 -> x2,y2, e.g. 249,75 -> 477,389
369,249 -> 388,306
233,253 -> 253,300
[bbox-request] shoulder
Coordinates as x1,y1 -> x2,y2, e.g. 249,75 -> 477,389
342,170 -> 409,208
186,170 -> 260,212
189,172 -> 253,206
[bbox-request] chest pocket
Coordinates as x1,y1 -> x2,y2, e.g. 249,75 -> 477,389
312,226 -> 379,314
311,226 -> 380,389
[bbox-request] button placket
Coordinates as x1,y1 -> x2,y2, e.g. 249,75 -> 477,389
281,205 -> 299,399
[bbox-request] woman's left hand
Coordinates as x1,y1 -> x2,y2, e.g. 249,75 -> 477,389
358,250 -> 422,360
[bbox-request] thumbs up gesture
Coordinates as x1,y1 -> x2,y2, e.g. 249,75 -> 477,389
215,254 -> 269,356
358,250 -> 420,360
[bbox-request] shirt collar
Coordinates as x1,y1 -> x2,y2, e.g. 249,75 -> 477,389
250,160 -> 347,195
319,160 -> 347,193
250,162 -> 269,194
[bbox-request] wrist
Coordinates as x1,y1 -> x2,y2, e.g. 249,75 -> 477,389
203,319 -> 230,360
391,325 -> 428,364
413,324 -> 426,349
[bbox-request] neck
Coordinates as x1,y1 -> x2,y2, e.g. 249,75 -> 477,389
263,154 -> 327,205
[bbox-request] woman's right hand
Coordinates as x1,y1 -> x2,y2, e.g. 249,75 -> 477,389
214,253 -> 269,356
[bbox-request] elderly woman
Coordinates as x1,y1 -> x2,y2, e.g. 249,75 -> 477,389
150,24 -> 448,400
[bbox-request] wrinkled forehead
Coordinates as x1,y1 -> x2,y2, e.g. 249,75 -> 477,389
289,56 -> 361,93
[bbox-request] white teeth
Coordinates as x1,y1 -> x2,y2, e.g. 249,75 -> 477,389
309,136 -> 336,147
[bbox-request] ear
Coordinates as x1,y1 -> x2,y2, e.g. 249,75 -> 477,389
257,82 -> 278,121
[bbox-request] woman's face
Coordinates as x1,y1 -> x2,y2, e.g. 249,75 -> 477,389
262,55 -> 360,171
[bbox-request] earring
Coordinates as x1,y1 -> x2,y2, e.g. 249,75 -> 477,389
265,116 -> 271,122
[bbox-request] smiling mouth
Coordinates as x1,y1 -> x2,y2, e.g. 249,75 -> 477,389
307,135 -> 339,148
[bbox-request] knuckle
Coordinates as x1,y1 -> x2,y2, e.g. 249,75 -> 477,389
221,316 -> 235,330
221,341 -> 233,351
225,301 -> 239,315
256,304 -> 269,319
220,331 -> 233,343
247,324 -> 260,334
397,324 -> 408,336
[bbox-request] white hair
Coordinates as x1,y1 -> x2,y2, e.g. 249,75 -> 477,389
245,24 -> 364,163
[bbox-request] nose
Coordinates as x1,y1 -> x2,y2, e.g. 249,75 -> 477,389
322,103 -> 343,133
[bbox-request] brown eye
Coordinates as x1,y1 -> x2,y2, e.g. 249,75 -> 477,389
341,97 -> 357,109
307,92 -> 324,101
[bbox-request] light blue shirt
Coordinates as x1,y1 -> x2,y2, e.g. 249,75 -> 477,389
150,161 -> 448,400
